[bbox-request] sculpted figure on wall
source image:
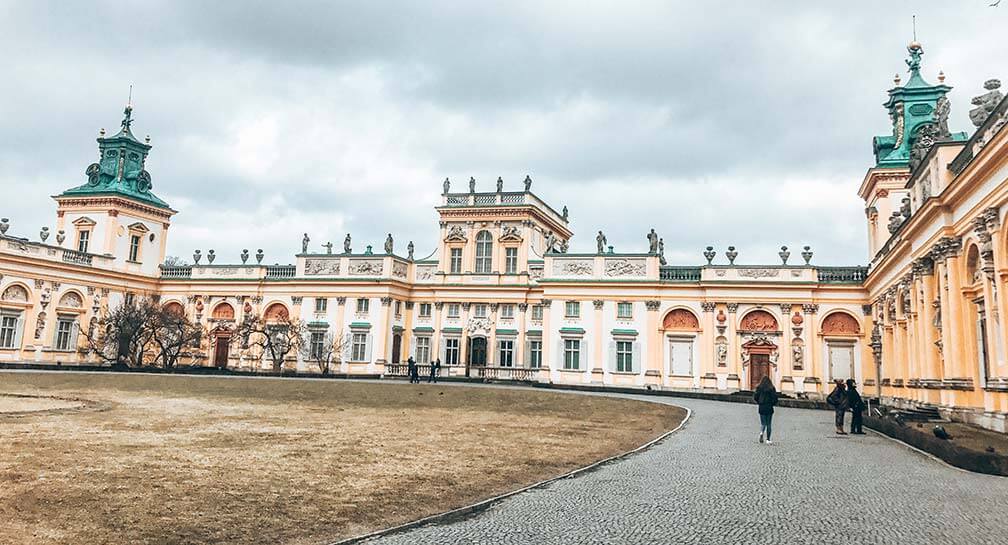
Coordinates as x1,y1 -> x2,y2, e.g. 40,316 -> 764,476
821,312 -> 860,335
662,308 -> 700,330
740,310 -> 778,332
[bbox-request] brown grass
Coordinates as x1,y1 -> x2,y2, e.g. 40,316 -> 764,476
0,371 -> 684,545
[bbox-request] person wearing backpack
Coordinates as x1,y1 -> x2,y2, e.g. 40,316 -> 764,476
753,375 -> 779,444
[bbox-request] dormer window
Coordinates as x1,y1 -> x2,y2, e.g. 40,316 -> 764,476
128,234 -> 141,262
125,222 -> 150,263
77,230 -> 90,253
71,216 -> 97,254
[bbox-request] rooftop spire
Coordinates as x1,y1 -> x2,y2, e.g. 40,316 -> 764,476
121,85 -> 135,133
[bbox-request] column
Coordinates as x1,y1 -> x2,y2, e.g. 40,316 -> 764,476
372,296 -> 393,373
645,300 -> 662,385
517,303 -> 528,368
700,302 -> 716,388
334,297 -> 347,372
593,299 -> 605,382
803,304 -> 820,393
432,302 -> 443,366
541,299 -> 555,381
779,303 -> 794,390
461,302 -> 471,376
726,302 -> 740,389
488,303 -> 498,366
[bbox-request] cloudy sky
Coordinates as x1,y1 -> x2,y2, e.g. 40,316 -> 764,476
1,1 -> 1005,266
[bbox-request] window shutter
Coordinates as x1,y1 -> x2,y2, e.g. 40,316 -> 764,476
439,337 -> 447,362
608,340 -> 616,372
70,319 -> 80,351
556,339 -> 564,368
632,341 -> 642,374
365,333 -> 373,362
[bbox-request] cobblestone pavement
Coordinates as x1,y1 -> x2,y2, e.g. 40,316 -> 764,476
361,395 -> 1008,545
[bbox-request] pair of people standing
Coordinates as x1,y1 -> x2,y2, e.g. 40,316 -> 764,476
406,357 -> 442,384
827,378 -> 865,434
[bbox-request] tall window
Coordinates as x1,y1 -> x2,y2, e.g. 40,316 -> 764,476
416,337 -> 431,363
500,304 -> 514,319
565,301 -> 580,318
419,303 -> 432,317
505,247 -> 518,274
564,339 -> 580,370
0,314 -> 20,348
529,340 -> 542,368
445,338 -> 460,365
315,298 -> 327,313
77,230 -> 90,253
128,234 -> 141,262
616,340 -> 633,372
447,303 -> 460,318
394,301 -> 402,317
124,293 -> 135,306
499,339 -> 514,367
351,333 -> 368,361
450,248 -> 463,274
310,331 -> 326,360
474,304 -> 488,318
475,230 -> 492,273
356,298 -> 369,313
617,302 -> 633,319
55,317 -> 75,351
532,305 -> 544,321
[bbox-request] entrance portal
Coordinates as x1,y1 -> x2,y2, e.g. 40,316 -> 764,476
391,333 -> 402,364
468,337 -> 487,367
214,335 -> 230,368
749,353 -> 771,390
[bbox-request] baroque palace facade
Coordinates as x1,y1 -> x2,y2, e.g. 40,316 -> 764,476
1,42 -> 1007,431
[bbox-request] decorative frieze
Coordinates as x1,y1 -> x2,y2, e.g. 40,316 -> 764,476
701,302 -> 716,313
802,304 -> 819,315
348,259 -> 383,276
380,297 -> 392,306
737,268 -> 779,279
645,300 -> 661,311
304,258 -> 340,276
291,296 -> 303,305
726,303 -> 739,313
592,300 -> 605,310
604,258 -> 646,278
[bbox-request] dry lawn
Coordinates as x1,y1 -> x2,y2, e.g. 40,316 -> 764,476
0,371 -> 684,545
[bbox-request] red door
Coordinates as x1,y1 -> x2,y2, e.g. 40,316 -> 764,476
750,353 -> 770,390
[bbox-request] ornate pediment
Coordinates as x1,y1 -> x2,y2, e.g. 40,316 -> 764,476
498,225 -> 522,242
444,225 -> 467,242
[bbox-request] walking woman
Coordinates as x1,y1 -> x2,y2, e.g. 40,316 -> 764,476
753,376 -> 778,444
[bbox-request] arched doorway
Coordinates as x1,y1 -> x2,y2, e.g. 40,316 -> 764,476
468,336 -> 487,367
212,327 -> 231,368
742,337 -> 777,390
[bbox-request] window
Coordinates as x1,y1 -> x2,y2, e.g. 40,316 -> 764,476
0,314 -> 20,349
356,298 -> 369,313
314,298 -> 327,313
128,234 -> 141,262
532,305 -> 544,321
124,293 -> 135,306
616,340 -> 633,372
77,230 -> 90,253
565,301 -> 580,318
617,302 -> 633,319
394,301 -> 402,317
419,303 -> 432,317
505,247 -> 518,274
309,331 -> 326,360
445,338 -> 460,365
474,304 -> 488,318
529,340 -> 542,368
475,230 -> 492,273
499,339 -> 514,367
447,303 -> 460,318
55,317 -> 76,351
415,337 -> 431,363
500,304 -> 514,319
564,339 -> 580,370
450,248 -> 463,274
351,333 -> 368,361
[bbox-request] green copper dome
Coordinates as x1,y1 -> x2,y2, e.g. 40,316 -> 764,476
59,104 -> 171,210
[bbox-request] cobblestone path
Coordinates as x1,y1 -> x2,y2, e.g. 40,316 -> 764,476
362,395 -> 1008,545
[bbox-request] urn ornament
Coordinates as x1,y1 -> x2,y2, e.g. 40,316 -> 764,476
801,246 -> 813,265
40,227 -> 49,242
792,311 -> 803,326
56,230 -> 66,246
0,218 -> 9,235
207,250 -> 216,264
703,246 -> 716,265
725,246 -> 738,265
716,309 -> 726,323
256,249 -> 264,264
193,250 -> 202,264
244,301 -> 252,314
778,245 -> 790,265
241,249 -> 249,264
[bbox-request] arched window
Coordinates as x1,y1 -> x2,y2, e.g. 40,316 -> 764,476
475,230 -> 492,273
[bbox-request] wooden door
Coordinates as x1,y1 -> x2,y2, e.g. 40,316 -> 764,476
214,336 -> 230,368
469,337 -> 487,366
391,334 -> 402,364
749,353 -> 770,390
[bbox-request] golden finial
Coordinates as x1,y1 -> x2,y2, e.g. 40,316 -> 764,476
938,70 -> 946,83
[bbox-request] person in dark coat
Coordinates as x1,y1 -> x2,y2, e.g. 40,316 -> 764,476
753,375 -> 779,444
407,356 -> 418,383
846,378 -> 865,434
428,358 -> 440,383
826,379 -> 849,434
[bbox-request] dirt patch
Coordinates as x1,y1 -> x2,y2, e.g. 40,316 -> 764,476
0,372 -> 685,545
0,395 -> 85,414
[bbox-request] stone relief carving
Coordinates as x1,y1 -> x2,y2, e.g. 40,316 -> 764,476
737,268 -> 780,279
392,262 -> 408,279
416,266 -> 435,281
499,225 -> 522,242
304,258 -> 340,276
348,260 -> 384,276
58,292 -> 83,308
970,79 -> 1003,128
34,311 -> 46,340
604,258 -> 646,277
212,267 -> 240,276
740,310 -> 778,331
716,340 -> 728,367
466,317 -> 492,335
444,225 -> 467,242
1,285 -> 29,302
553,259 -> 594,277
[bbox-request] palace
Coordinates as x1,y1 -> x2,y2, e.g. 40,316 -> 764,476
1,42 -> 1007,432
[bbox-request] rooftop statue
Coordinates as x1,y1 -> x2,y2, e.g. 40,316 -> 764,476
596,231 -> 607,254
302,233 -> 310,253
970,79 -> 1003,128
344,233 -> 352,254
524,175 -> 532,191
384,233 -> 394,254
443,177 -> 450,195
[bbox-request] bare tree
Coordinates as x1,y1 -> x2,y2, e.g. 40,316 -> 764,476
301,330 -> 351,374
233,315 -> 306,372
148,306 -> 204,369
78,297 -> 158,367
162,255 -> 188,267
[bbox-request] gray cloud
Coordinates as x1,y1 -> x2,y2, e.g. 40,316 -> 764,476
1,1 -> 1005,266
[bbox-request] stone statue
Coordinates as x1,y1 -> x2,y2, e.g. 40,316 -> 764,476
443,177 -> 450,195
647,229 -> 658,254
407,241 -> 415,260
545,231 -> 557,253
559,239 -> 569,253
344,233 -> 352,254
523,175 -> 532,191
469,176 -> 476,193
969,79 -> 1003,128
496,176 -> 503,193
323,241 -> 333,255
792,345 -> 803,367
302,233 -> 310,253
596,231 -> 607,254
658,238 -> 666,265
384,233 -> 393,254
562,206 -> 568,220
716,343 -> 728,366
909,123 -> 940,171
934,96 -> 951,138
